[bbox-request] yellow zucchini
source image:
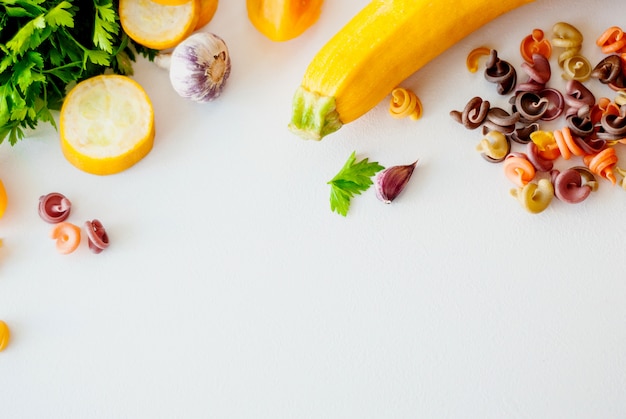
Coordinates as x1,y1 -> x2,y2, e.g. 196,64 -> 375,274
289,0 -> 535,140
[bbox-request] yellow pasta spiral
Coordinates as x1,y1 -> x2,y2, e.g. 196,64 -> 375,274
389,87 -> 423,120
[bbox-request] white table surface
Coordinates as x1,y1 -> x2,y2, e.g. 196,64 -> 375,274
2,0 -> 626,417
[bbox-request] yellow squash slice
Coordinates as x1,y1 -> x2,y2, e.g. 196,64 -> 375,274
59,75 -> 155,175
119,0 -> 200,50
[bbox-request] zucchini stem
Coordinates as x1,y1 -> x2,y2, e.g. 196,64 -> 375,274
288,87 -> 342,140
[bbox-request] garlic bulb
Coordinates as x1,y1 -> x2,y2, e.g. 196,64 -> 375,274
168,32 -> 231,103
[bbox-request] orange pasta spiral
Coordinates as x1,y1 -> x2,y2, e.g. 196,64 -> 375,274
553,126 -> 585,160
583,147 -> 618,185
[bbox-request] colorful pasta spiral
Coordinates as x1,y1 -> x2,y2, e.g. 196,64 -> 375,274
466,46 -> 492,73
510,178 -> 554,214
520,29 -> 552,63
596,26 -> 626,54
476,130 -> 510,163
584,147 -> 618,185
553,126 -> 585,159
389,87 -> 423,120
450,96 -> 490,129
551,168 -> 594,203
84,219 -> 110,254
50,222 -> 81,255
503,153 -> 536,187
551,22 -> 583,66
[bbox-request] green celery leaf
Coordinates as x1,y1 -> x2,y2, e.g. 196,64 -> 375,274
329,185 -> 354,217
327,151 -> 384,216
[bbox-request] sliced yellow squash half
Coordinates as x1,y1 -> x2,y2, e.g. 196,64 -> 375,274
59,75 -> 155,175
119,0 -> 200,50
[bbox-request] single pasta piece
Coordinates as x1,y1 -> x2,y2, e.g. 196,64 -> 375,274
476,130 -> 510,163
85,220 -> 110,254
450,96 -> 490,130
503,153 -> 536,187
553,126 -> 585,160
38,192 -> 72,223
466,47 -> 492,73
562,55 -> 592,81
389,87 -> 422,120
552,168 -> 593,203
596,26 -> 626,54
510,178 -> 554,214
530,130 -> 561,160
520,29 -> 552,63
50,222 -> 81,254
552,22 -> 583,67
584,147 -> 618,185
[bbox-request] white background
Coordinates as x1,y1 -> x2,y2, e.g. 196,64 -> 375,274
2,0 -> 626,417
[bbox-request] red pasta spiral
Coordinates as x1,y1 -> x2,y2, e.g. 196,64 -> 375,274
85,219 -> 110,254
38,193 -> 72,223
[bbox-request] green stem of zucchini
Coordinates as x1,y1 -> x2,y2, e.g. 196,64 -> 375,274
288,87 -> 342,140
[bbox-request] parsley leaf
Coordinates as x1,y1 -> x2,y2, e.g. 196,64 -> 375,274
327,151 -> 384,216
45,1 -> 73,29
92,0 -> 119,53
5,15 -> 47,54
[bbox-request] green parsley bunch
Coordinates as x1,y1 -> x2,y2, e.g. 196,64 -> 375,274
0,0 -> 155,145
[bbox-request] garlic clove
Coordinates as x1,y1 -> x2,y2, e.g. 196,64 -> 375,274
375,160 -> 418,204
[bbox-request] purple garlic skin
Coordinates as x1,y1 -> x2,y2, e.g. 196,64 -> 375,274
169,32 -> 231,103
375,161 -> 418,204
